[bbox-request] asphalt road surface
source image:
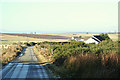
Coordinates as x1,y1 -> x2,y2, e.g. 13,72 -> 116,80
0,47 -> 50,80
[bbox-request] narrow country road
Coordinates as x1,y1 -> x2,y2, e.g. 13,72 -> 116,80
0,47 -> 50,79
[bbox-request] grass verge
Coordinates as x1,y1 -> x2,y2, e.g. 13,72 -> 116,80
1,45 -> 23,68
32,46 -> 57,78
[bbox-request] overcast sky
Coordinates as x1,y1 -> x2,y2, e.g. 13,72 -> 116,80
0,0 -> 119,33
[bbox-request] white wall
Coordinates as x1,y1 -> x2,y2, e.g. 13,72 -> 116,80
85,38 -> 99,44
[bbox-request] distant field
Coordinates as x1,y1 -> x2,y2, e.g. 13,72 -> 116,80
4,33 -> 71,39
1,34 -> 69,44
108,34 -> 118,41
48,33 -> 118,41
1,33 -> 118,45
47,33 -> 94,37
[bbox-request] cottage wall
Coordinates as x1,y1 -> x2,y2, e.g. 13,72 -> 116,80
85,38 -> 99,44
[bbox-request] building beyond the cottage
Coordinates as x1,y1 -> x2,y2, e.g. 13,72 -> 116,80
71,37 -> 79,40
85,35 -> 105,44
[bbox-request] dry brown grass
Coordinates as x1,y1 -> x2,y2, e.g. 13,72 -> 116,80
108,34 -> 118,41
64,54 -> 98,71
101,53 -> 119,66
1,45 -> 23,64
63,53 -> 120,78
33,46 -> 50,63
33,44 -> 54,64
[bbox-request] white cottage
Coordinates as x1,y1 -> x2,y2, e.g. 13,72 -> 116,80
85,35 -> 105,44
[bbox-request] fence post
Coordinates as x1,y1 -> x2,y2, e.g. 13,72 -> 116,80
51,49 -> 53,55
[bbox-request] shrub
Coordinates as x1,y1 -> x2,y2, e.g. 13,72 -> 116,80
37,42 -> 41,45
24,42 -> 30,46
99,33 -> 110,40
12,43 -> 17,45
62,53 -> 120,78
2,45 -> 23,64
29,42 -> 36,46
34,40 -> 119,78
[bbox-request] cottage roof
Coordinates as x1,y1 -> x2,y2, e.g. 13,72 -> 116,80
92,35 -> 105,41
73,37 -> 79,38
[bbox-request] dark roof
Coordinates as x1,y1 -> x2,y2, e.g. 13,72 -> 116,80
93,35 -> 105,41
72,37 -> 79,39
92,37 -> 100,43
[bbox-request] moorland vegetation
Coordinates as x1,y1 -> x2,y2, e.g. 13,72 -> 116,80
33,33 -> 120,78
